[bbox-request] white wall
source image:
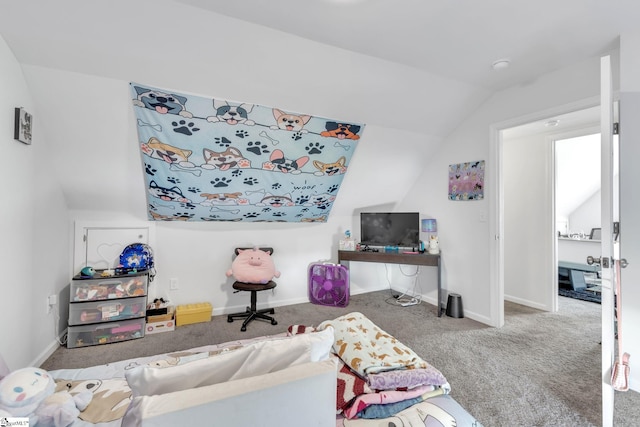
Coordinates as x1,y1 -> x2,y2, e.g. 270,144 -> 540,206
503,133 -> 551,309
57,122 -> 439,313
0,37 -> 70,370
12,7 -> 460,318
5,10 -> 462,367
558,239 -> 601,265
501,129 -> 601,310
568,189 -> 601,235
619,32 -> 640,391
400,55 -> 605,326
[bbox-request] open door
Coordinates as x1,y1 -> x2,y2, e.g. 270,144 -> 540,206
599,54 -> 617,427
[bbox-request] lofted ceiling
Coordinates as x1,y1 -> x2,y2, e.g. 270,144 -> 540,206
173,0 -> 633,92
0,0 -> 636,213
0,0 -> 635,106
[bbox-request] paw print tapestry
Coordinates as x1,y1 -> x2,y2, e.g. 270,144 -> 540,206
130,83 -> 364,222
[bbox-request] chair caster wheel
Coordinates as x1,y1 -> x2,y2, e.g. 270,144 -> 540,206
227,317 -> 233,323
271,319 -> 278,325
269,309 -> 275,314
241,326 -> 247,332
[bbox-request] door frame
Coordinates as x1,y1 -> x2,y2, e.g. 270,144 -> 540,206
489,95 -> 600,326
600,55 -> 616,427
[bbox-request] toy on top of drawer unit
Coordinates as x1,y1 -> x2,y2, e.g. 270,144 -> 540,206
119,242 -> 156,281
80,266 -> 96,277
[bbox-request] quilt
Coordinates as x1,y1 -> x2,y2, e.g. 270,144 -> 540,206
317,311 -> 433,376
130,83 -> 364,222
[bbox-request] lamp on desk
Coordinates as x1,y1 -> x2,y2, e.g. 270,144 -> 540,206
421,219 -> 437,238
421,219 -> 437,253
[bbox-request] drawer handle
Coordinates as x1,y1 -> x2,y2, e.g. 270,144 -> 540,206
94,324 -> 118,331
96,280 -> 124,286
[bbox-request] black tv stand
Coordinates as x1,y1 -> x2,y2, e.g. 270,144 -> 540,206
338,250 -> 443,316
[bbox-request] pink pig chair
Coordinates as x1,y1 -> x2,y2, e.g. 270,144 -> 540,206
227,247 -> 278,332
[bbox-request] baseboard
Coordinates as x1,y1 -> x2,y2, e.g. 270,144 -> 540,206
212,296 -> 310,316
504,294 -> 549,311
32,328 -> 67,368
418,293 -> 492,326
212,287 -> 494,326
212,283 -> 389,317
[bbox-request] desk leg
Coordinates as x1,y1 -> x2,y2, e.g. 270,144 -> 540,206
437,259 -> 443,317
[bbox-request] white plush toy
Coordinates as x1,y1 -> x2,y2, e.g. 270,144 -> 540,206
428,235 -> 440,254
0,367 -> 92,427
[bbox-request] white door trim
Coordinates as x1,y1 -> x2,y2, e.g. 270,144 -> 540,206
489,95 -> 600,328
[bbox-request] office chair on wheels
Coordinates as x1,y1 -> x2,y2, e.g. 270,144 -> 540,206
226,247 -> 278,332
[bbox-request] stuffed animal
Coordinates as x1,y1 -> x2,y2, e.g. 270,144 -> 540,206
226,247 -> 281,284
428,235 -> 440,254
0,367 -> 92,427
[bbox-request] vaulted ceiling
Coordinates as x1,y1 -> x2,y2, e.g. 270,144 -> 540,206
0,1 -> 636,213
1,1 -> 635,125
174,0 -> 631,92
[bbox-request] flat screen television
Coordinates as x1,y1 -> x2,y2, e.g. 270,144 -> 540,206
360,212 -> 420,248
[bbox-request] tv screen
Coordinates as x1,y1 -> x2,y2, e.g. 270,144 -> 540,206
360,212 -> 420,247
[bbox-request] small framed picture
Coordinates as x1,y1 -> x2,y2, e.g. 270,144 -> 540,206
14,107 -> 33,145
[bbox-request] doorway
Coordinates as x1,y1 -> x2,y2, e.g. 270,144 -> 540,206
499,107 -> 600,314
555,132 -> 603,305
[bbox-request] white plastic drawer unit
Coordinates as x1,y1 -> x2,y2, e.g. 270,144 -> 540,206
68,296 -> 146,326
70,272 -> 148,302
67,318 -> 146,348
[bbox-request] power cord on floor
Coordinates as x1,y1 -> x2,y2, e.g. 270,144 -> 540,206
384,264 -> 423,307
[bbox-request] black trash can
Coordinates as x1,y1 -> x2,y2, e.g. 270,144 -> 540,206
445,293 -> 464,318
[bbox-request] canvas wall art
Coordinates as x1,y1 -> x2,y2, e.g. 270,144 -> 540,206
448,160 -> 484,201
14,107 -> 32,144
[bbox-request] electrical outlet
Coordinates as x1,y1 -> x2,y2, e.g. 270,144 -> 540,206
170,278 -> 179,290
47,294 -> 56,314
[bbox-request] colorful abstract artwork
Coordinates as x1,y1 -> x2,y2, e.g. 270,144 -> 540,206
448,160 -> 485,201
130,83 -> 364,222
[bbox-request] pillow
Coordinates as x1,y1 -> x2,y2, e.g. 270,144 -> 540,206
122,360 -> 338,427
126,327 -> 333,397
225,247 -> 281,284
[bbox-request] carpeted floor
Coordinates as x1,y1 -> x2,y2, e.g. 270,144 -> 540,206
41,291 -> 640,426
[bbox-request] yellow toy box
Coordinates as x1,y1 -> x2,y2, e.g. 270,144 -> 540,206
176,302 -> 212,326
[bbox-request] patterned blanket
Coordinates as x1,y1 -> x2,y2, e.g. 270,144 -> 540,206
309,313 -> 451,421
318,312 -> 432,376
130,83 -> 364,222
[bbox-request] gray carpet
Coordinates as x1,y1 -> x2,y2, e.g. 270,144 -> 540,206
41,291 -> 640,426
